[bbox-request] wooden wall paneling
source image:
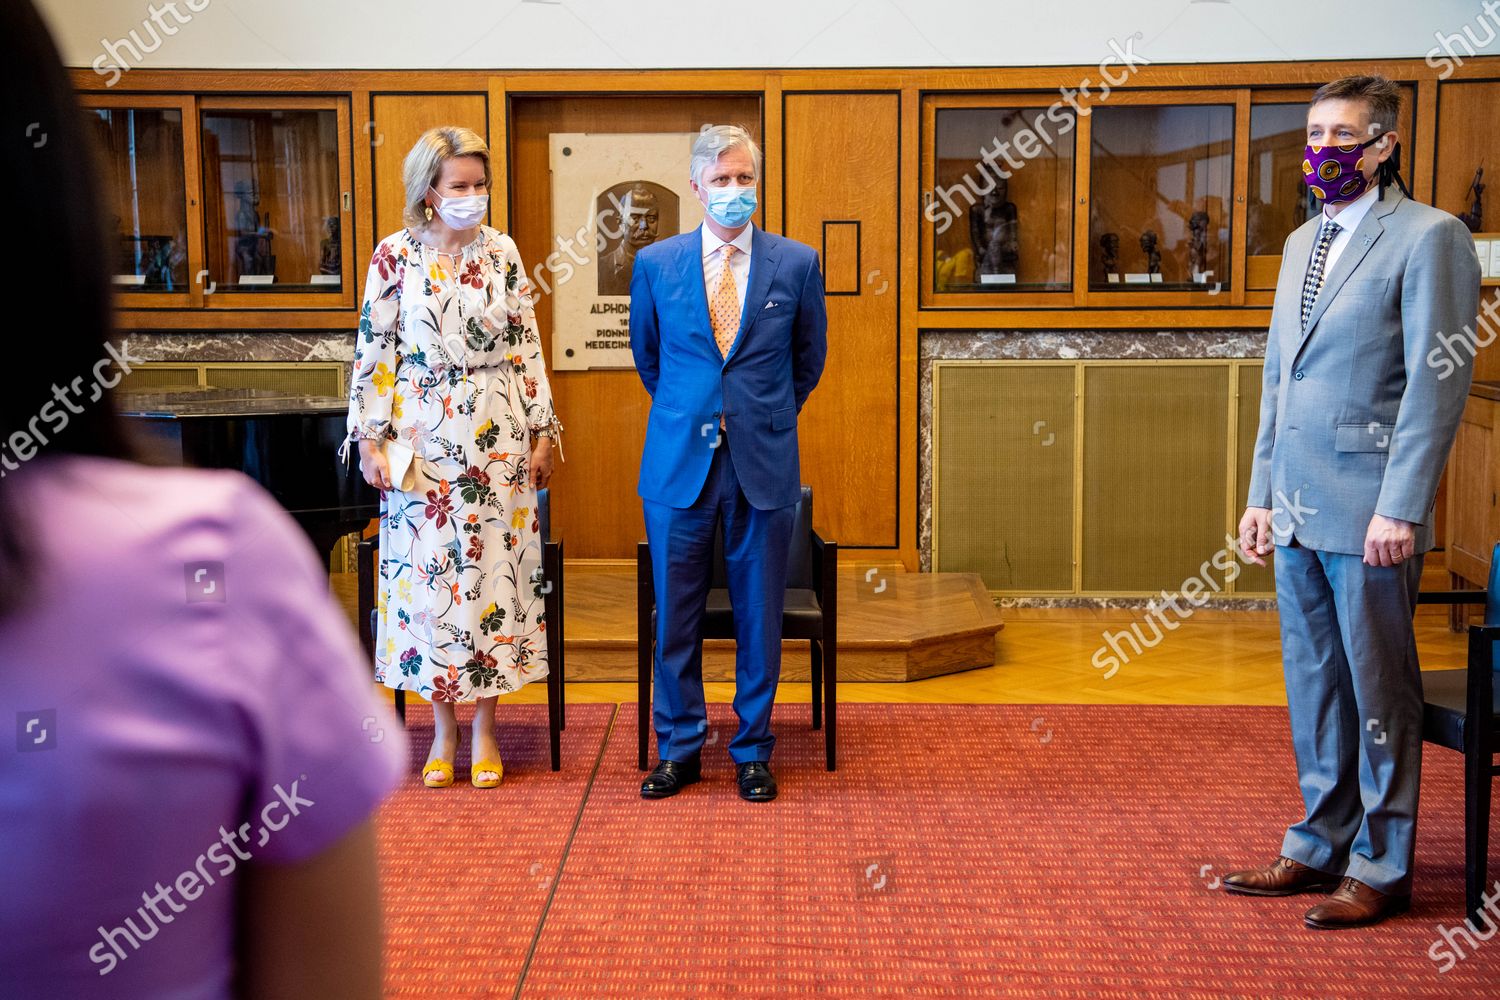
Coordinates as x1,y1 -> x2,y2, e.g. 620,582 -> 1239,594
1070,104 -> 1094,309
351,89 -> 373,305
181,95 -> 206,309
1229,90 -> 1250,305
900,85 -> 921,571
763,74 -> 784,234
1435,78 -> 1500,384
368,92 -> 489,248
1412,77 -> 1438,205
488,79 -> 509,232
783,91 -> 902,553
507,92 -> 763,559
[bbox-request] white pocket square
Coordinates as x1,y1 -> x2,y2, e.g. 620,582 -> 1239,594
765,301 -> 778,309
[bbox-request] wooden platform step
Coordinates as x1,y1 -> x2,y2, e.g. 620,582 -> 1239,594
562,564 -> 1004,683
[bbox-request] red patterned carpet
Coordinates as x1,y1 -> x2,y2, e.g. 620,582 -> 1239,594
378,703 -> 1499,999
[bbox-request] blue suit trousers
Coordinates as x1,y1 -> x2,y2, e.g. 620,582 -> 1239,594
643,430 -> 794,764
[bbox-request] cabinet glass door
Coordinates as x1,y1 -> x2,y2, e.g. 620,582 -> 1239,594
89,106 -> 190,297
200,105 -> 346,301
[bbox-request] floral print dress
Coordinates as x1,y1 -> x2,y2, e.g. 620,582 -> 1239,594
342,226 -> 562,702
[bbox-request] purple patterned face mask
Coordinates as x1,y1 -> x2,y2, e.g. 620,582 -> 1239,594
1302,136 -> 1383,204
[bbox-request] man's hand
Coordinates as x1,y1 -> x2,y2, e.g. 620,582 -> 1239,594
1364,514 -> 1416,567
357,438 -> 391,491
529,436 -> 554,491
1237,506 -> 1273,566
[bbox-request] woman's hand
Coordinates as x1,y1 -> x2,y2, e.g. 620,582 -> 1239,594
529,436 -> 554,491
358,439 -> 391,490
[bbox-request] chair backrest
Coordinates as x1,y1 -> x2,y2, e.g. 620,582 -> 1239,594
537,487 -> 551,544
1488,542 -> 1499,673
710,485 -> 814,590
1488,542 -> 1500,624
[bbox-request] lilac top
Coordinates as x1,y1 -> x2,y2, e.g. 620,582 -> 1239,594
0,455 -> 407,999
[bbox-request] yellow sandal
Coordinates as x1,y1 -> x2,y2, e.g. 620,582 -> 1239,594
470,758 -> 503,789
422,759 -> 455,788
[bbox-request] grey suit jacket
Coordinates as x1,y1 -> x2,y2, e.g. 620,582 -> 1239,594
1246,189 -> 1481,555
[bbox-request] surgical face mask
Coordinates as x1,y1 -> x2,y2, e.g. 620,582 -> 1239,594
701,184 -> 757,228
428,187 -> 488,229
1302,136 -> 1383,205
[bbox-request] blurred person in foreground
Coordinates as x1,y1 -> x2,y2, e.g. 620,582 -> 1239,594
0,2 -> 406,996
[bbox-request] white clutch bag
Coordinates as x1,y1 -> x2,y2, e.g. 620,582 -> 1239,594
384,439 -> 421,492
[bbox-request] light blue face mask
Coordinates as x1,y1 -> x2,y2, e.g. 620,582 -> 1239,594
703,184 -> 757,228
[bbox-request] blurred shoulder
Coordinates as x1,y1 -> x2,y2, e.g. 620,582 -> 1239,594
15,454 -> 308,569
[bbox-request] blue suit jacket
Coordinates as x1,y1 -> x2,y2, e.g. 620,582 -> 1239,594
630,225 -> 828,510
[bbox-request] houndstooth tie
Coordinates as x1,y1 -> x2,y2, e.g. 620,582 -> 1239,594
1300,219 -> 1341,330
710,245 -> 740,359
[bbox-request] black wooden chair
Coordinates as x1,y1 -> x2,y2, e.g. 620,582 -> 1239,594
636,485 -> 838,773
1415,542 -> 1499,925
358,487 -> 566,771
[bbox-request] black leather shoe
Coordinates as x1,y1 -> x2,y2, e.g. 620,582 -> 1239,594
640,757 -> 700,799
736,761 -> 778,802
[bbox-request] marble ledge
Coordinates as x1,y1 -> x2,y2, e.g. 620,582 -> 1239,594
119,331 -> 355,364
919,328 -> 1267,361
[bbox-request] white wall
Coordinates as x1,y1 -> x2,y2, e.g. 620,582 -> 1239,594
39,0 -> 1500,74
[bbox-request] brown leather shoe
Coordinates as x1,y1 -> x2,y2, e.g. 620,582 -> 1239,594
1222,856 -> 1341,897
1304,877 -> 1411,929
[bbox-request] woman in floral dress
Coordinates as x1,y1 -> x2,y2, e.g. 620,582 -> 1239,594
342,126 -> 562,788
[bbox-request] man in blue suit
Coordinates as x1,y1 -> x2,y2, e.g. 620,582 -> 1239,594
629,124 -> 828,802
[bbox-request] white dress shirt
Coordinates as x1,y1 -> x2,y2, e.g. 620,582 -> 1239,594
1320,184 -> 1379,274
701,222 -> 753,315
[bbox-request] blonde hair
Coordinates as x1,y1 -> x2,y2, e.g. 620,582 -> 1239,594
402,126 -> 492,228
690,124 -> 761,186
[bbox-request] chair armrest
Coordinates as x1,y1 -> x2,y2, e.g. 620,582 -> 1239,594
1416,590 -> 1489,606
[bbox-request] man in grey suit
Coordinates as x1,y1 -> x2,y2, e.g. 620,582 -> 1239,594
1224,75 -> 1481,929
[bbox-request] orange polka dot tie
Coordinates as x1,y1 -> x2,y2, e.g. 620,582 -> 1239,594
710,244 -> 740,360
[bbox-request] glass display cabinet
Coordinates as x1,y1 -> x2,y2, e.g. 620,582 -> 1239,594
82,95 -> 198,308
1085,99 -> 1236,301
923,97 -> 1076,307
198,96 -> 353,307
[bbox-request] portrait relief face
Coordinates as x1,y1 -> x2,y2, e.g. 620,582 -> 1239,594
623,187 -> 660,249
595,180 -> 679,297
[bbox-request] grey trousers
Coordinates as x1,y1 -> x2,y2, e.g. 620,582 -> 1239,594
1273,539 -> 1425,895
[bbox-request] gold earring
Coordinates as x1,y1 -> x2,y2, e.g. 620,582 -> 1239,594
424,204 -> 433,222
